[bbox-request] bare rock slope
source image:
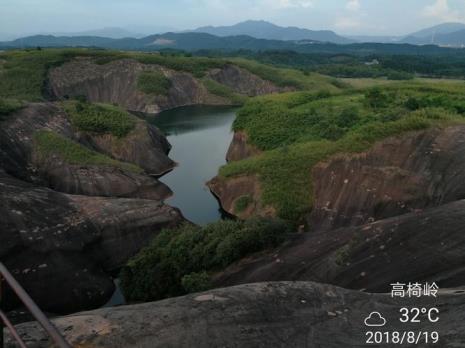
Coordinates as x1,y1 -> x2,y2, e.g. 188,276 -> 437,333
0,170 -> 184,313
309,125 -> 465,231
8,282 -> 465,347
214,198 -> 465,293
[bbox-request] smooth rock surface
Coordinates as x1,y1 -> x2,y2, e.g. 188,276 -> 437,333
6,282 -> 465,347
0,171 -> 185,313
214,199 -> 465,293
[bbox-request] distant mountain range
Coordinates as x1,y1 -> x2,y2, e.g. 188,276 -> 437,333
191,20 -> 352,44
1,32 -> 462,57
401,22 -> 465,46
2,21 -> 465,52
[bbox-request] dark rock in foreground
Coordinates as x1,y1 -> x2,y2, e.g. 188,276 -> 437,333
0,171 -> 185,313
7,282 -> 465,347
214,199 -> 465,293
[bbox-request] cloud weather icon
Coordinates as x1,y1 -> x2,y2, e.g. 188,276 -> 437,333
364,312 -> 387,327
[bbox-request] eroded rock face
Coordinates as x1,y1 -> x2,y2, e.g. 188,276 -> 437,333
7,282 -> 465,347
208,175 -> 275,219
226,131 -> 261,162
48,59 -> 224,114
0,102 -> 174,199
214,199 -> 465,293
0,171 -> 185,313
208,64 -> 292,96
310,126 -> 465,231
48,59 -> 289,114
76,118 -> 175,176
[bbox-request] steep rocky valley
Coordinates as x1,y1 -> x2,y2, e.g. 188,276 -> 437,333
2,48 -> 465,347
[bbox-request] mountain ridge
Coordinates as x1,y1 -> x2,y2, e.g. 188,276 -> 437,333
192,20 -> 352,44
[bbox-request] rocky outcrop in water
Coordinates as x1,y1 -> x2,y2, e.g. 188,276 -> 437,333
0,170 -> 184,313
48,58 -> 287,114
0,101 -> 186,313
214,125 -> 465,228
7,281 -> 465,347
0,102 -> 174,199
214,198 -> 465,293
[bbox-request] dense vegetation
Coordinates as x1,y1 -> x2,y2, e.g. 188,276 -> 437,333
196,50 -> 465,80
62,101 -> 136,137
34,130 -> 141,172
137,70 -> 172,95
220,82 -> 465,221
120,218 -> 290,301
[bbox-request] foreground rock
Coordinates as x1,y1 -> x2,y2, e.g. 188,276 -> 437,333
214,199 -> 465,293
0,171 -> 185,313
7,282 -> 465,347
48,59 -> 288,114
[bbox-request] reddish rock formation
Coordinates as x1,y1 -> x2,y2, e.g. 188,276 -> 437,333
208,175 -> 275,219
226,131 -> 261,162
309,125 -> 465,231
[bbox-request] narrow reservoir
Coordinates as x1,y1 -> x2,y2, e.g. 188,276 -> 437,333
150,106 -> 237,225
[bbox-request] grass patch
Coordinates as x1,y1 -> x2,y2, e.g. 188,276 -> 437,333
202,78 -> 247,105
34,130 -> 142,172
0,98 -> 23,121
234,195 -> 253,213
120,218 -> 290,302
63,101 -> 136,137
220,83 -> 465,222
137,70 -> 172,96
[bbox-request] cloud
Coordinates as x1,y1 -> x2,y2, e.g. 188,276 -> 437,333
346,0 -> 360,11
261,0 -> 314,9
334,16 -> 361,29
422,0 -> 462,21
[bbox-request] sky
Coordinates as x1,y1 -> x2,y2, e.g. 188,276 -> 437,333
1,0 -> 465,39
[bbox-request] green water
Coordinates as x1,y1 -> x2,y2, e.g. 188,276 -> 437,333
150,105 -> 237,225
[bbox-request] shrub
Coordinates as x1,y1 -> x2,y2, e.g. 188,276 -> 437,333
63,101 -> 136,137
120,218 -> 290,301
181,272 -> 211,293
137,70 -> 172,96
365,88 -> 389,109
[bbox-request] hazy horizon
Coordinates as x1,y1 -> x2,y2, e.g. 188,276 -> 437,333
1,0 -> 465,40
